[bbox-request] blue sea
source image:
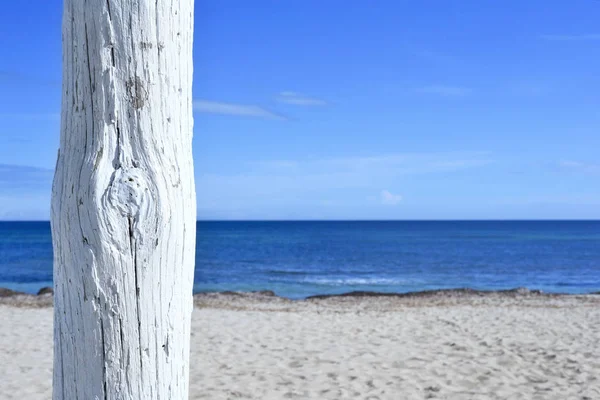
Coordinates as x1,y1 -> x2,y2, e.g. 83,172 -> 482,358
1,221 -> 599,299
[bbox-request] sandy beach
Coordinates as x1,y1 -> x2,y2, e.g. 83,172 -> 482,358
1,291 -> 599,399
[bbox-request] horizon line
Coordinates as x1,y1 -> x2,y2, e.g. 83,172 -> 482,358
2,219 -> 599,223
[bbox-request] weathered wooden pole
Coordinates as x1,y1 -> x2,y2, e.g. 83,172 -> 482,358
51,1 -> 196,398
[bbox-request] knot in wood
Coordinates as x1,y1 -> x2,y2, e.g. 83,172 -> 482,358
107,168 -> 151,219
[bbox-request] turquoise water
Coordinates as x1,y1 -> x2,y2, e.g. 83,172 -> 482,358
1,221 -> 599,298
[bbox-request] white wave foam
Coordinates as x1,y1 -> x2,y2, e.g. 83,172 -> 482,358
304,277 -> 419,286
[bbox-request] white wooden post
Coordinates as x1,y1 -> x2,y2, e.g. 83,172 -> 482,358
51,1 -> 196,398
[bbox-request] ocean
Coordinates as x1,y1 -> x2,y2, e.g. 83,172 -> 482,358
1,221 -> 599,299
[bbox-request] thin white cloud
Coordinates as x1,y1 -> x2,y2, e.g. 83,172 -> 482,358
496,194 -> 600,206
251,152 -> 493,175
540,34 -> 600,41
193,100 -> 285,120
559,160 -> 600,173
277,92 -> 327,106
319,152 -> 493,173
0,194 -> 50,221
197,152 -> 494,218
249,160 -> 300,169
415,50 -> 462,65
197,152 -> 492,207
0,113 -> 60,121
0,165 -> 53,220
0,70 -> 60,87
380,190 -> 402,206
508,83 -> 551,97
560,160 -> 584,168
415,85 -> 472,97
0,164 -> 53,198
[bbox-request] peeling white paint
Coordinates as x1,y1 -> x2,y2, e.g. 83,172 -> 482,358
51,1 -> 196,399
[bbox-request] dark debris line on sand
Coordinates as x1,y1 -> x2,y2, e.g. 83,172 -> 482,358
0,287 -> 54,298
0,287 -> 55,308
1,287 -> 599,308
0,287 -> 54,297
305,287 -> 549,300
3,286 -> 600,300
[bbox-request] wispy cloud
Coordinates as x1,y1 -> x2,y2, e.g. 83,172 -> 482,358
316,152 -> 493,173
0,112 -> 60,121
250,152 -> 494,175
0,70 -> 60,87
249,160 -> 300,169
380,190 -> 402,206
198,152 -> 493,209
415,50 -> 462,65
496,194 -> 600,207
247,152 -> 493,176
508,83 -> 551,97
0,195 -> 51,221
276,92 -> 327,106
193,100 -> 285,120
0,164 -> 53,220
559,160 -> 600,174
0,164 -> 54,191
415,85 -> 472,97
540,34 -> 600,41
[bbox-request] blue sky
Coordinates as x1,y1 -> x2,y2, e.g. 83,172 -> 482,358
1,0 -> 599,220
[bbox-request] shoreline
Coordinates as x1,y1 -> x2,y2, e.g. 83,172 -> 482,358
1,286 -> 599,309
